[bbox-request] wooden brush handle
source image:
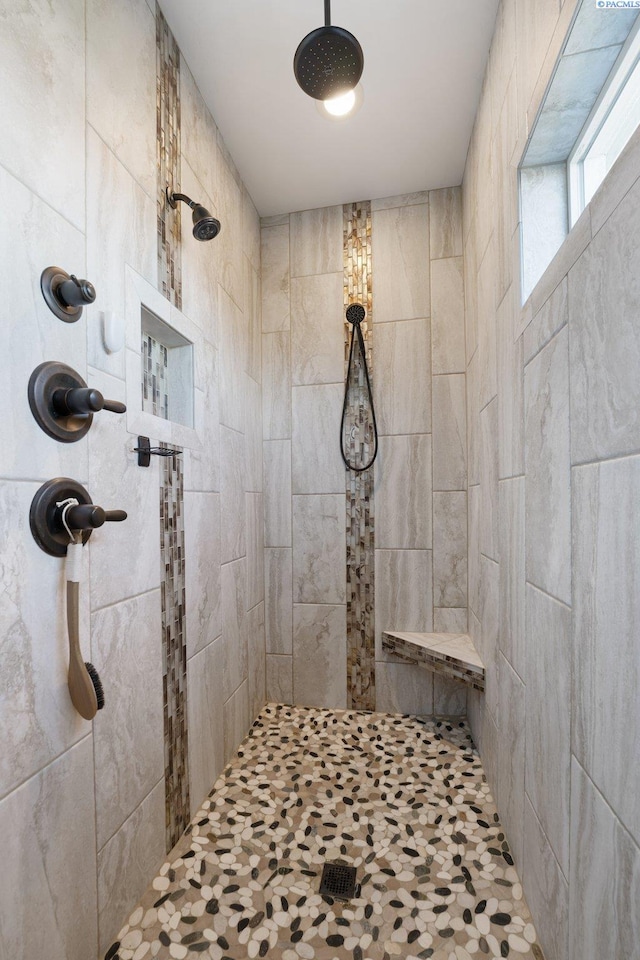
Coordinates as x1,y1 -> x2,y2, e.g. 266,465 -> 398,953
66,579 -> 97,720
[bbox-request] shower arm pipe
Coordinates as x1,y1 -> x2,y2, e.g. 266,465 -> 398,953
325,0 -> 331,25
167,190 -> 197,210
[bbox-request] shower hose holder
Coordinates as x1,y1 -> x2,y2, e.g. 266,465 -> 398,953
29,478 -> 127,557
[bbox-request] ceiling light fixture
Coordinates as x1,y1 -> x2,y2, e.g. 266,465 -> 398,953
293,0 -> 364,102
316,83 -> 364,121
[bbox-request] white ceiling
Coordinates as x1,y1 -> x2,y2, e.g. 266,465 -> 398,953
158,0 -> 500,217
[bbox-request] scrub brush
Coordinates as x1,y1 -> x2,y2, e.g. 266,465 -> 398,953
66,540 -> 105,719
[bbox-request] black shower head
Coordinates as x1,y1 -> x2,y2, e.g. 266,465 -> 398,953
166,188 -> 221,242
346,303 -> 366,325
191,204 -> 221,242
294,0 -> 364,101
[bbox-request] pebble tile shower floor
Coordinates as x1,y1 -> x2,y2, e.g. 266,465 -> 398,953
107,705 -> 545,960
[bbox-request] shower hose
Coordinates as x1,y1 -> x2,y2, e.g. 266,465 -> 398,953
340,304 -> 378,472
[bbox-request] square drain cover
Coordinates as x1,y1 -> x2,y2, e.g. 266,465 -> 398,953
319,862 -> 357,901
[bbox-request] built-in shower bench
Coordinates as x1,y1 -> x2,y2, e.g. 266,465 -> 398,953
382,631 -> 485,692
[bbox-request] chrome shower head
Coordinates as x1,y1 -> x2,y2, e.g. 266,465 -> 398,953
166,188 -> 221,242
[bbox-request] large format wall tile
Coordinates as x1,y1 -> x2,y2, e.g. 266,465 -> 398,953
375,435 -> 432,549
432,374 -> 467,491
292,384 -> 345,494
572,456 -> 640,842
221,426 -> 246,564
496,653 -> 525,869
497,284 -> 524,479
569,758 -> 640,960
185,491 -> 221,657
374,549 -> 433,660
293,604 -> 347,709
477,237 -> 497,409
262,332 -> 291,440
180,62 -> 219,213
245,375 -> 263,493
433,608 -> 468,633
265,548 -> 292,655
247,601 -> 266,723
372,204 -> 430,322
264,440 -> 292,547
0,169 -> 88,483
479,398 -> 499,562
524,326 -> 571,605
266,655 -> 293,703
97,781 -> 165,955
291,273 -> 344,385
373,319 -> 431,435
188,637 -> 224,814
246,493 -> 265,610
218,285 -> 248,433
87,0 -> 156,198
0,483 -> 89,798
88,370 -> 160,610
92,590 -> 164,849
290,206 -> 343,277
261,223 -> 290,332
292,495 -> 346,605
0,737 -> 97,960
184,337 -> 221,494
433,676 -> 467,717
375,662 -> 434,716
431,257 -> 465,374
0,0 -> 85,229
86,128 -> 156,378
525,585 -> 571,874
429,187 -> 463,260
569,174 -> 640,463
523,796 -> 569,960
499,477 -> 525,679
433,492 -> 467,608
221,558 -> 248,701
223,679 -> 250,763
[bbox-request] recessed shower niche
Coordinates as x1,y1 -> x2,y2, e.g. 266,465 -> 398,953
141,306 -> 193,427
124,267 -> 204,452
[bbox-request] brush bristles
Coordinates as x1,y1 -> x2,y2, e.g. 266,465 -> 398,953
84,662 -> 105,710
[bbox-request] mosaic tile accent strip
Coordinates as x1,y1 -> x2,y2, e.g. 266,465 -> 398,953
160,444 -> 190,851
382,632 -> 486,692
156,3 -> 182,309
106,704 -> 546,960
142,332 -> 170,420
343,201 -> 375,712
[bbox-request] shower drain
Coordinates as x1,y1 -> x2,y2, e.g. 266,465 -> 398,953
319,862 -> 358,901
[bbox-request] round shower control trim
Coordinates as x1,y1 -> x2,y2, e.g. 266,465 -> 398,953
29,478 -> 127,557
28,361 -> 126,443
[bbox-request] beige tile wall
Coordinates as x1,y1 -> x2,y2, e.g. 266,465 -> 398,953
0,1 -> 264,956
261,189 -> 467,715
464,1 -> 640,957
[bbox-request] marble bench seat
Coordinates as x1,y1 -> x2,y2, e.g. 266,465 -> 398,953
382,631 -> 485,692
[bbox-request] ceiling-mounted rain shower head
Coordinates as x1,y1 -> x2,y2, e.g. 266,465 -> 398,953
166,188 -> 221,241
294,0 -> 364,101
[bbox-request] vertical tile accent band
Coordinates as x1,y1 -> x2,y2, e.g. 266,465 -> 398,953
343,201 -> 375,710
160,447 -> 190,851
156,3 -> 182,309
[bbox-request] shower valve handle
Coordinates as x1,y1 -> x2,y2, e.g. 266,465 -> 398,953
66,504 -> 128,531
52,386 -> 126,417
58,275 -> 96,308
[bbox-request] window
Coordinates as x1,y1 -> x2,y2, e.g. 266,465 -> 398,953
518,1 -> 639,302
569,21 -> 640,223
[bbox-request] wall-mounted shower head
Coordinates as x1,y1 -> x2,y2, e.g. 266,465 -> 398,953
166,188 -> 221,242
346,303 -> 366,325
